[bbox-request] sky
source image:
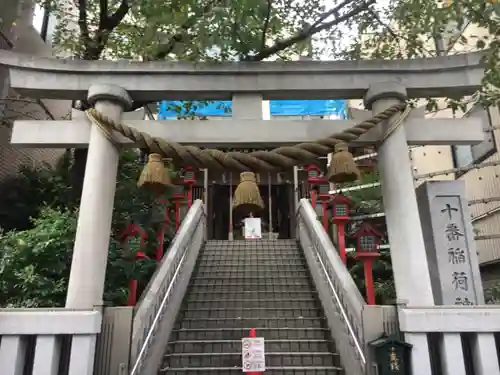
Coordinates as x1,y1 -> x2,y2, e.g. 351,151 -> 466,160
33,5 -> 44,34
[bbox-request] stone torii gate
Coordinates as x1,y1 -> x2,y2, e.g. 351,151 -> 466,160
0,50 -> 496,375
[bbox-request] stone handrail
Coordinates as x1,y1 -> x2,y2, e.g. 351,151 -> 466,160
0,50 -> 485,101
130,199 -> 206,375
296,198 -> 366,375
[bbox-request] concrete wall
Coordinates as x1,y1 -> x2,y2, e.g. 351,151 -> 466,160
0,0 -> 70,182
460,106 -> 500,264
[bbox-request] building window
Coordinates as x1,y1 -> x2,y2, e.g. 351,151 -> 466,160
33,5 -> 55,44
452,106 -> 497,175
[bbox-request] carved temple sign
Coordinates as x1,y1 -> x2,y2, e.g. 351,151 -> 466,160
416,181 -> 484,305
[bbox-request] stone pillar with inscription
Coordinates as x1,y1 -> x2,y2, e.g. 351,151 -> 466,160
417,180 -> 499,375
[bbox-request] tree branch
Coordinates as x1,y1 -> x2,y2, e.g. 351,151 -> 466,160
260,0 -> 273,50
368,8 -> 435,57
106,0 -> 130,30
245,0 -> 376,61
77,0 -> 91,47
99,0 -> 108,27
83,0 -> 129,60
153,0 -> 223,60
312,0 -> 354,28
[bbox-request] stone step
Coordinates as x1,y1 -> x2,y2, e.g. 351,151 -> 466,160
201,247 -> 302,254
176,317 -> 326,330
193,270 -> 310,278
198,253 -> 302,260
170,328 -> 332,341
185,291 -> 318,301
183,298 -> 319,310
181,307 -> 323,319
163,352 -> 340,368
203,244 -> 299,250
196,260 -> 307,267
205,240 -> 297,246
195,264 -> 308,271
159,366 -> 343,375
191,276 -> 311,284
188,283 -> 314,294
166,339 -> 334,354
205,240 -> 298,248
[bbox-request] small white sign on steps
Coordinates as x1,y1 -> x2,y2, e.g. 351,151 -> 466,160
242,337 -> 266,372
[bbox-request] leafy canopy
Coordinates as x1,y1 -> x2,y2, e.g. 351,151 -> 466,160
40,0 -> 374,61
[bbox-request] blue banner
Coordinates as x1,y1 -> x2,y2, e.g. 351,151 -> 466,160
158,100 -> 346,119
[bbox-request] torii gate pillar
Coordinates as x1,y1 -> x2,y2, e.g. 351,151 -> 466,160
365,82 -> 434,375
66,84 -> 132,310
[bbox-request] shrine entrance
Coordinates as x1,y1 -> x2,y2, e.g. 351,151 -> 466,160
206,178 -> 294,240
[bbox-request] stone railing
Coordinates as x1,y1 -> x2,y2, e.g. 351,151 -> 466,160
296,198 -> 398,375
129,199 -> 206,375
0,308 -> 101,375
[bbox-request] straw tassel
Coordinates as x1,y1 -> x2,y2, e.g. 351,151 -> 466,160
327,142 -> 360,183
137,154 -> 172,193
232,172 -> 264,221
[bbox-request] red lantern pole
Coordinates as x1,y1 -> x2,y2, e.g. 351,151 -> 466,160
156,229 -> 164,262
353,222 -> 382,306
172,184 -> 185,231
329,194 -> 353,265
310,189 -> 317,209
119,224 -> 148,306
128,250 -> 148,306
321,201 -> 328,231
175,200 -> 181,230
353,252 -> 379,305
128,280 -> 137,306
156,206 -> 170,262
363,258 -> 376,305
183,166 -> 196,209
337,223 -> 347,264
187,184 -> 193,208
155,197 -> 171,262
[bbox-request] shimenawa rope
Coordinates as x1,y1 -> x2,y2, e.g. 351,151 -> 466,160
85,102 -> 410,171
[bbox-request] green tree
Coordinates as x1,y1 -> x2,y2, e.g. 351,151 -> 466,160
0,150 -> 171,307
346,0 -> 499,107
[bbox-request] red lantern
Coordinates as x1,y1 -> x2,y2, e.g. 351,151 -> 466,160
183,166 -> 196,184
305,164 -> 323,185
353,222 -> 382,305
328,194 -> 353,264
119,224 -> 147,252
182,166 -> 197,208
354,222 -> 382,254
330,194 -> 352,221
304,164 -> 325,209
119,224 -> 149,306
318,181 -> 330,201
172,183 -> 186,201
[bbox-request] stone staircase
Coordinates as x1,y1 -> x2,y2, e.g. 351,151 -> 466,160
160,239 -> 344,374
